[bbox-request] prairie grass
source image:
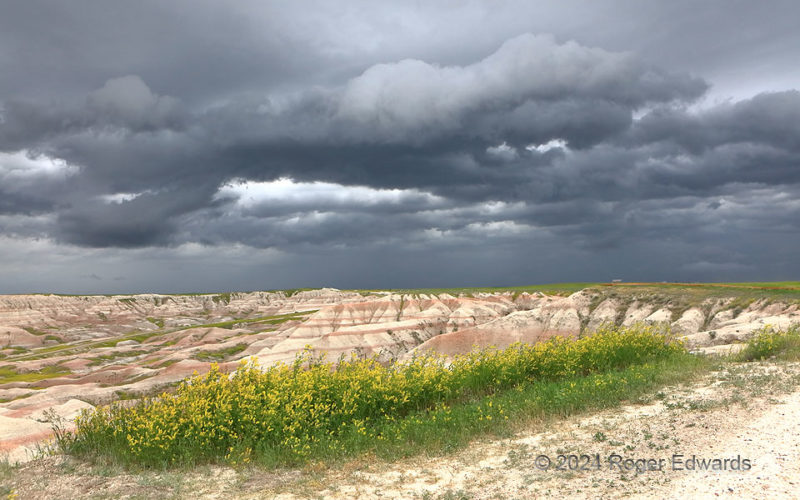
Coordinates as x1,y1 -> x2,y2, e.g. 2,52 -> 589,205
56,325 -> 695,469
368,283 -> 598,297
737,325 -> 800,361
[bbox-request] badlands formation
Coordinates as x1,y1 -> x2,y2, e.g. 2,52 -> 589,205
1,286 -> 799,463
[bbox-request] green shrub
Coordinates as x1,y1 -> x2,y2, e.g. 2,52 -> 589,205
738,325 -> 800,361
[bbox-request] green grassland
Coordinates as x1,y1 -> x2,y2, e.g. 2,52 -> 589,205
593,283 -> 800,309
353,280 -> 800,295
349,281 -> 800,304
724,281 -> 800,288
355,282 -> 599,297
0,364 -> 71,384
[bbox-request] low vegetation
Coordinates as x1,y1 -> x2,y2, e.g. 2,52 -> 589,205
146,317 -> 165,328
88,350 -> 150,366
0,364 -> 71,384
192,344 -> 248,362
365,281 -> 800,302
738,325 -> 800,362
211,293 -> 232,305
188,312 -> 312,330
94,332 -> 162,348
22,327 -> 50,336
56,325 -> 698,468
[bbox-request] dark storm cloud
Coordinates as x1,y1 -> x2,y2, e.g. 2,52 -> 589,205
0,75 -> 185,150
328,34 -> 706,143
1,1 -> 799,291
0,2 -> 325,102
0,150 -> 79,216
55,183 -> 227,248
631,90 -> 800,153
1,31 -> 712,250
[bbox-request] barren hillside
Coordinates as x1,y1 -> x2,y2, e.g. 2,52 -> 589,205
1,285 -> 799,466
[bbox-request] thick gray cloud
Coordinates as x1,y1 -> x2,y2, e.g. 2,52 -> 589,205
0,1 -> 799,292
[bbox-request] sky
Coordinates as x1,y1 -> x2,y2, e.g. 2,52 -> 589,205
1,0 -> 799,293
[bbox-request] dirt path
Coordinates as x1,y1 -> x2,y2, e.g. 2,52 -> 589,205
302,362 -> 800,499
4,361 -> 800,499
644,390 -> 800,498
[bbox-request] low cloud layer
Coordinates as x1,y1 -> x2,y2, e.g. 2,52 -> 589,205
1,2 -> 799,292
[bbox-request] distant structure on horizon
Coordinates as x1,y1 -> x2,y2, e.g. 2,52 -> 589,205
612,279 -> 623,283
